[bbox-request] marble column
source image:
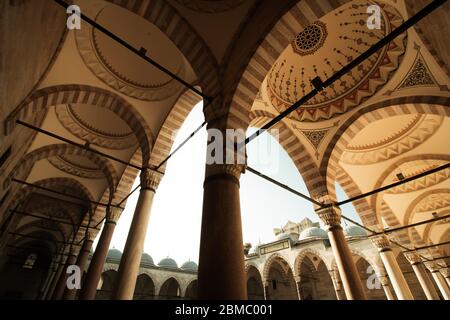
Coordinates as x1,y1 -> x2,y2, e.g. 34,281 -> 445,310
329,269 -> 346,300
112,169 -> 162,300
52,249 -> 78,300
372,236 -> 413,300
79,207 -> 121,300
197,161 -> 247,300
442,268 -> 450,288
294,276 -> 302,300
45,262 -> 65,300
63,233 -> 95,300
316,205 -> 366,300
263,281 -> 271,300
404,252 -> 439,300
426,262 -> 450,300
378,276 -> 395,300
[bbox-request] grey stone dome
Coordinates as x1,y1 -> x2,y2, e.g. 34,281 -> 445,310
107,248 -> 122,260
344,225 -> 367,238
299,227 -> 328,240
158,257 -> 178,269
181,261 -> 198,271
276,232 -> 298,242
141,253 -> 154,265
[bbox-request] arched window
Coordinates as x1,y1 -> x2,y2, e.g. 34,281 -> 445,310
23,253 -> 38,269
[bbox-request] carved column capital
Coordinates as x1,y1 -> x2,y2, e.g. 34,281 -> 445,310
441,267 -> 450,278
371,235 -> 391,252
424,261 -> 439,272
69,246 -> 80,257
140,169 -> 163,191
204,163 -> 246,186
106,206 -> 123,224
403,251 -> 422,265
84,231 -> 96,242
316,205 -> 341,229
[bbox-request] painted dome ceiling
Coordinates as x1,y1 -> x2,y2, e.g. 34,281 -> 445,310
76,3 -> 185,101
56,104 -> 137,149
385,159 -> 450,194
48,154 -> 104,179
341,114 -> 443,165
266,0 -> 406,122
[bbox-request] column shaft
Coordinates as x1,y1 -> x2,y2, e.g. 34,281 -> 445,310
52,254 -> 77,300
431,271 -> 450,300
411,263 -> 439,300
113,171 -> 160,300
382,284 -> 395,300
197,165 -> 247,300
79,221 -> 116,300
63,239 -> 93,300
327,225 -> 366,299
379,249 -> 413,300
46,263 -> 64,300
263,285 -> 270,300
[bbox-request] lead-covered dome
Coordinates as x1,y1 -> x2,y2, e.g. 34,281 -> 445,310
140,253 -> 154,266
158,257 -> 178,269
276,232 -> 299,242
107,248 -> 122,260
344,225 -> 367,238
299,227 -> 328,240
181,261 -> 198,272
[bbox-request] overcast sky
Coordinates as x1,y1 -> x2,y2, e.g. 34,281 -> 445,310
97,101 -> 361,266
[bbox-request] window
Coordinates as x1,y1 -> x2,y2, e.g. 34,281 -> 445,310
23,253 -> 37,269
272,280 -> 277,290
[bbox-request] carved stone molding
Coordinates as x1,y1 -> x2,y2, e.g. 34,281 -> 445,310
316,206 -> 341,228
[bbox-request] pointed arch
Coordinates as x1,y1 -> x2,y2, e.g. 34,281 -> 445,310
321,96 -> 450,198
4,84 -> 153,167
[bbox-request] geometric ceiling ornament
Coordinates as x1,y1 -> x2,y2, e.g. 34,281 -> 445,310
292,21 -> 328,57
55,104 -> 138,150
386,164 -> 450,194
341,115 -> 443,165
48,155 -> 104,179
398,49 -> 437,89
415,193 -> 450,213
75,4 -> 185,101
172,0 -> 246,13
301,129 -> 328,150
267,0 -> 406,122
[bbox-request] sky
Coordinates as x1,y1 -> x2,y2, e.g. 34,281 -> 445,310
99,101 -> 361,266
